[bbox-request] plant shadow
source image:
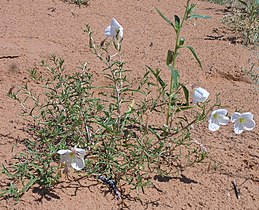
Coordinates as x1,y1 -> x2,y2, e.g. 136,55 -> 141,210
31,177 -> 99,202
32,187 -> 60,202
122,193 -> 174,210
204,34 -> 241,44
154,174 -> 198,184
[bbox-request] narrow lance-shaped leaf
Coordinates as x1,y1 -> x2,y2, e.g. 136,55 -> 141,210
121,99 -> 134,129
169,65 -> 180,90
174,15 -> 181,29
147,66 -> 166,89
149,127 -> 162,139
180,45 -> 202,69
180,83 -> 190,106
186,3 -> 197,20
156,8 -> 176,31
21,177 -> 38,194
237,0 -> 248,7
190,14 -> 212,19
1,164 -> 14,178
176,106 -> 193,113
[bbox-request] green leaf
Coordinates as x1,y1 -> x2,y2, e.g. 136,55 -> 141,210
148,127 -> 161,139
190,14 -> 212,19
166,50 -> 174,66
174,15 -> 181,29
2,164 -> 14,178
176,106 -> 193,113
156,8 -> 176,30
172,70 -> 180,90
168,65 -> 180,90
186,3 -> 197,20
147,66 -> 167,89
237,0 -> 248,7
0,189 -> 8,197
21,177 -> 37,194
181,45 -> 202,69
180,83 -> 190,106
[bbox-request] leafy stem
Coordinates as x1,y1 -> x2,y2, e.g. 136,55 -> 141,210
157,0 -> 206,128
166,0 -> 192,128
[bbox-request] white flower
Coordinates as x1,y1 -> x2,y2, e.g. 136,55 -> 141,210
105,18 -> 123,39
57,146 -> 86,171
208,109 -> 230,131
231,112 -> 256,134
193,87 -> 209,104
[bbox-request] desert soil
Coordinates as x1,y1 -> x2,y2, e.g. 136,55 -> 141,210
0,0 -> 258,209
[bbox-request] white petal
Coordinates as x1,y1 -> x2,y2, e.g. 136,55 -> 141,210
193,92 -> 202,104
209,120 -> 220,131
71,157 -> 85,170
110,27 -> 117,37
218,115 -> 230,125
192,97 -> 199,104
208,115 -> 214,124
197,87 -> 209,98
111,18 -> 122,29
105,25 -> 112,36
193,87 -> 209,104
215,109 -> 228,116
243,118 -> 256,131
231,112 -> 241,122
57,150 -> 71,155
242,112 -> 254,120
234,121 -> 244,134
110,18 -> 123,38
75,148 -> 86,156
60,153 -> 70,165
60,155 -> 66,163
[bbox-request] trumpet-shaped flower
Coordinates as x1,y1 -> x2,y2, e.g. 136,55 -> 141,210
193,87 -> 209,104
208,109 -> 230,131
57,147 -> 86,172
231,112 -> 256,134
105,18 -> 123,39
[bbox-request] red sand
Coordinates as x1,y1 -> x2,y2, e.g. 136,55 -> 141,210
0,0 -> 258,209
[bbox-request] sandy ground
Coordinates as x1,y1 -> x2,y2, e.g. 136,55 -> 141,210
0,0 -> 258,209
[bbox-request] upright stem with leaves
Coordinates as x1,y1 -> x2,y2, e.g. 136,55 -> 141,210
156,0 -> 208,128
85,25 -> 127,132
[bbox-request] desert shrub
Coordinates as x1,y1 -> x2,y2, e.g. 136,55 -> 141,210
221,0 -> 259,44
242,63 -> 259,87
207,0 -> 235,5
63,0 -> 90,6
1,0 -> 255,203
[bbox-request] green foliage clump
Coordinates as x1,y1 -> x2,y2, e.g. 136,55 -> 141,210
208,0 -> 235,5
222,0 -> 259,45
63,0 -> 90,6
1,0 -> 217,202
